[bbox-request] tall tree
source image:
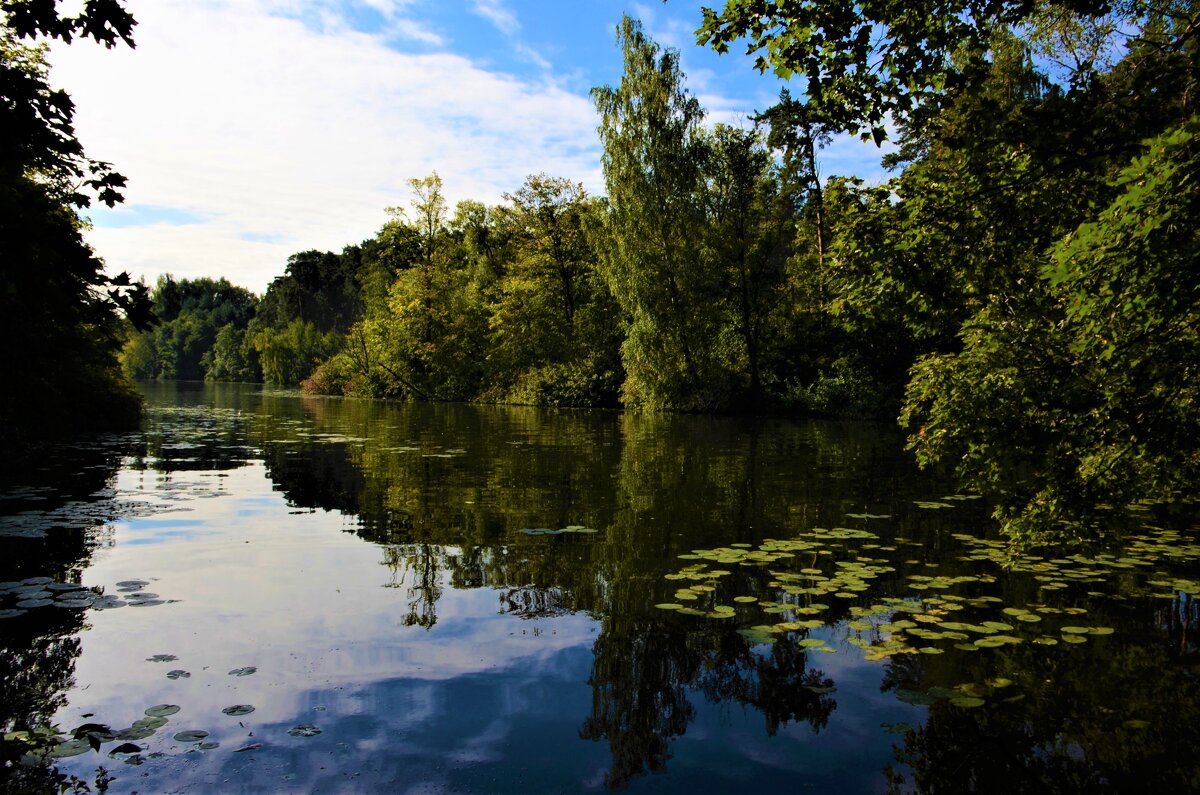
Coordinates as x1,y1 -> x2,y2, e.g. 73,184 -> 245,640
592,16 -> 734,410
702,124 -> 795,407
2,1 -> 152,443
487,175 -> 622,406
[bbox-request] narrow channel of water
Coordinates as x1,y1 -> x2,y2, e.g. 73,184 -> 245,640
1,382 -> 1197,793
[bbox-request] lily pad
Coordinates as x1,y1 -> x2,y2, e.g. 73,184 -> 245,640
228,666 -> 257,677
109,743 -> 143,755
145,704 -> 181,718
950,696 -> 986,708
166,669 -> 191,679
173,730 -> 209,743
287,724 -> 322,737
48,738 -> 92,758
222,705 -> 255,716
115,727 -> 155,741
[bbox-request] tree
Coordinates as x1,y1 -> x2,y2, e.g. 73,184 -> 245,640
122,276 -> 258,381
484,175 -> 622,406
696,0 -> 1120,139
702,124 -> 796,407
902,118 -> 1200,545
592,16 -> 735,410
2,1 -> 152,442
330,175 -> 487,400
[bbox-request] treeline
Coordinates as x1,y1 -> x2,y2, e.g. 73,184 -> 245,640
124,24 -> 909,415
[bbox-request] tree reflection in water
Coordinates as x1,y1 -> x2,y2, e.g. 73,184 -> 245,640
10,384 -> 1199,791
0,439 -> 138,790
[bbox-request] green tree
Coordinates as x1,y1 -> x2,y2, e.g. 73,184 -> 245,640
330,175 -> 487,400
702,123 -> 797,407
591,16 -> 735,410
1,1 -> 151,442
202,324 -> 258,382
903,118 -> 1200,545
122,276 -> 258,381
486,175 -> 622,406
252,319 -> 341,386
696,0 -> 1118,138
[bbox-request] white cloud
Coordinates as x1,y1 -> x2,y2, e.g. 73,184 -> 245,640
49,0 -> 600,293
471,0 -> 519,36
515,43 -> 551,71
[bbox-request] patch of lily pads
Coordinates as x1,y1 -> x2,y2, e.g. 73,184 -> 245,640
655,503 -> 1200,709
0,575 -> 178,617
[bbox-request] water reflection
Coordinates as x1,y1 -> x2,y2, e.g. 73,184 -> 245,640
2,382 -> 1198,792
0,433 -> 144,791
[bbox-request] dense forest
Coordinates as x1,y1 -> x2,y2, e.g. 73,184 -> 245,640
5,0 -> 1198,545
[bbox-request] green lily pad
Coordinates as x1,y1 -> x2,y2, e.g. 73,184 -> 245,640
222,705 -> 255,716
145,705 -> 181,718
950,696 -> 986,708
173,730 -> 209,743
48,738 -> 92,758
895,689 -> 940,706
228,666 -> 257,677
115,727 -> 155,741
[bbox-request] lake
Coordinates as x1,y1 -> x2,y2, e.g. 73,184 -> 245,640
1,382 -> 1198,793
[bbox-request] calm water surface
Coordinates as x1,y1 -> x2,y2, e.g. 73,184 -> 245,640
1,382 -> 1198,793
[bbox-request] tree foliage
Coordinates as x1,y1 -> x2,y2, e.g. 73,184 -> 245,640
903,118 -> 1200,543
1,0 -> 151,442
697,0 -> 1120,138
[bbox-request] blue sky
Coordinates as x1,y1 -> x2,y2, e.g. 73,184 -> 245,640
50,1 -> 892,293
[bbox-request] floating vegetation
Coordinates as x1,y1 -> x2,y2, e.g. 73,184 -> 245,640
166,669 -> 191,679
0,575 -> 177,617
222,705 -> 255,716
519,525 -> 599,536
656,501 -> 1200,713
172,730 -> 209,743
109,742 -> 143,755
145,705 -> 181,718
146,654 -> 178,663
228,666 -> 257,677
287,724 -> 322,737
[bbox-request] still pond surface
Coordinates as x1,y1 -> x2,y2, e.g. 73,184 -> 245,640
1,382 -> 1198,793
